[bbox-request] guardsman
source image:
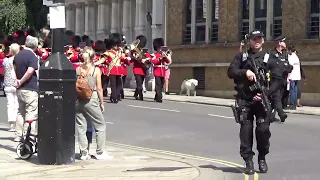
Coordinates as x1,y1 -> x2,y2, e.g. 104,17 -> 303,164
13,30 -> 26,49
119,35 -> 130,100
131,35 -> 150,101
99,33 -> 127,103
151,38 -> 172,103
93,40 -> 109,96
0,32 -> 6,59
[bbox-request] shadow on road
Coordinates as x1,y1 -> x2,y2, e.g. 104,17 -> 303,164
0,127 -> 9,132
199,164 -> 244,174
126,167 -> 191,172
0,136 -> 14,141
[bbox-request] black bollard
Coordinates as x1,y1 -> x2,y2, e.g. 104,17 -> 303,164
38,0 -> 76,165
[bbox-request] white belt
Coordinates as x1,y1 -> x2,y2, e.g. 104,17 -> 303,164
154,65 -> 165,68
73,62 -> 82,65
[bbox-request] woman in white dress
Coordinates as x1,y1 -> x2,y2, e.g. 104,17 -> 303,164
3,43 -> 20,131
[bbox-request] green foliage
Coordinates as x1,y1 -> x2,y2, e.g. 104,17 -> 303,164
0,0 -> 27,34
25,0 -> 49,31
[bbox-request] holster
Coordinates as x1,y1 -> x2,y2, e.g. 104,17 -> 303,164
231,98 -> 247,124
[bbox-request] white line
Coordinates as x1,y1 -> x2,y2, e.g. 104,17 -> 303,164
127,105 -> 180,112
208,114 -> 234,119
106,122 -> 114,124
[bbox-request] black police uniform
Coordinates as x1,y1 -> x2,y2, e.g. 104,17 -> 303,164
227,31 -> 270,175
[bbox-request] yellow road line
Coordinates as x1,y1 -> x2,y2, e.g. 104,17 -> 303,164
107,141 -> 259,180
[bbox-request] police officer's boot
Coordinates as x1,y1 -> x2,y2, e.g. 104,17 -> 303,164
279,113 -> 288,122
244,160 -> 255,175
258,160 -> 268,173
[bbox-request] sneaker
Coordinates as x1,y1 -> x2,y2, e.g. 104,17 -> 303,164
80,150 -> 91,160
95,152 -> 113,160
14,136 -> 21,142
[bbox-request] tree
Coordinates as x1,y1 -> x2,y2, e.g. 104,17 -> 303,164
25,0 -> 49,31
0,0 -> 27,34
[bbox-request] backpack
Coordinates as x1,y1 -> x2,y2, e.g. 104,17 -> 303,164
76,67 -> 95,100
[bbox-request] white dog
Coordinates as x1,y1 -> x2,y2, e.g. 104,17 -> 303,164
180,79 -> 198,96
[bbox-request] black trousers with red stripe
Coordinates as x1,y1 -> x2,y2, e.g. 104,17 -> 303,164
155,76 -> 165,102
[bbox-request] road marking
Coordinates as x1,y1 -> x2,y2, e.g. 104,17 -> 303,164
126,105 -> 180,112
179,101 -> 231,108
106,122 -> 114,124
107,141 -> 259,180
208,114 -> 234,119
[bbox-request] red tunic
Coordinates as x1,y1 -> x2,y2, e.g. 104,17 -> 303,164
120,53 -> 131,76
105,49 -> 126,76
65,47 -> 81,69
131,52 -> 151,76
151,52 -> 171,77
94,55 -> 108,75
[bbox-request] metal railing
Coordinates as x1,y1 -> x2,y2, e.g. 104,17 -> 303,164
308,13 -> 319,39
272,17 -> 282,39
183,24 -> 192,44
210,21 -> 218,42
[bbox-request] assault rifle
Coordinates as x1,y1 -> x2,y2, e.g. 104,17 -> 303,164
248,56 -> 272,123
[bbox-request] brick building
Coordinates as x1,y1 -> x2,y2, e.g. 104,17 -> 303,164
167,0 -> 320,105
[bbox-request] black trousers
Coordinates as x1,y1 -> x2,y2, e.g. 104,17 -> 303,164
269,79 -> 286,117
119,75 -> 126,99
109,75 -> 122,102
155,76 -> 165,102
239,99 -> 271,161
280,84 -> 290,109
102,75 -> 109,96
134,74 -> 145,100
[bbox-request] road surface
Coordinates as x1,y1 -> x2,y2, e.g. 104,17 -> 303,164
0,95 -> 319,180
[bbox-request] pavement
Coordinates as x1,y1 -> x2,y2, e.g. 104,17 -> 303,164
123,88 -> 320,116
0,90 -> 320,180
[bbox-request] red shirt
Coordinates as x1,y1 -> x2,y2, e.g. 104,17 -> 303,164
132,52 -> 151,76
151,52 -> 171,77
121,53 -> 131,75
105,49 -> 126,76
65,48 -> 79,63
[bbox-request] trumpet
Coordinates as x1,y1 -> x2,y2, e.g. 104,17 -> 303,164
161,49 -> 172,58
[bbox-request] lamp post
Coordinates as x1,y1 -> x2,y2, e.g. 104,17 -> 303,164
38,0 -> 76,165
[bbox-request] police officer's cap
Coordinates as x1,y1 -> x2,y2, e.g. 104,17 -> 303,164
274,35 -> 286,42
248,30 -> 264,39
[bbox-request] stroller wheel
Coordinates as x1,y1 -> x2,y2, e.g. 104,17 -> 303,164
16,142 -> 33,160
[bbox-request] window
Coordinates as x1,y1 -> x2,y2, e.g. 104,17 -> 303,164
211,0 -> 219,42
273,0 -> 282,39
195,0 -> 206,42
183,0 -> 192,43
254,0 -> 267,35
241,0 -> 250,39
309,0 -> 320,39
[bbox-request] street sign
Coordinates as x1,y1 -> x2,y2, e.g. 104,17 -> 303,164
43,0 -> 53,6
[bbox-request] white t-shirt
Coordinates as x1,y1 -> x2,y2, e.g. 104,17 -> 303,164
288,53 -> 301,81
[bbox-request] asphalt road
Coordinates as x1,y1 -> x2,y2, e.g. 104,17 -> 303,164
0,95 -> 319,180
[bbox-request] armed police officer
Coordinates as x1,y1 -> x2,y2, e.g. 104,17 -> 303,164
228,30 -> 271,175
265,36 -> 292,122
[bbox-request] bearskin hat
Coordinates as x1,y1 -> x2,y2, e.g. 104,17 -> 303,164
109,33 -> 122,47
72,35 -> 81,48
14,30 -> 26,45
93,40 -> 106,53
153,38 -> 164,51
5,35 -> 14,44
136,35 -> 147,48
104,38 -> 112,50
25,28 -> 37,38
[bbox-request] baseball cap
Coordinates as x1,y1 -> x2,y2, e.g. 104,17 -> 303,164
274,35 -> 286,42
248,30 -> 265,39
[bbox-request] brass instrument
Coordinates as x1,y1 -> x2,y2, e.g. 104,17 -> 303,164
161,49 -> 173,59
0,44 -> 4,53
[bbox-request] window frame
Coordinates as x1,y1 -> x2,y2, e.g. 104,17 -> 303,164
308,0 -> 320,39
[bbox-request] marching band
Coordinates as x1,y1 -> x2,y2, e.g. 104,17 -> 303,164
0,28 -> 172,103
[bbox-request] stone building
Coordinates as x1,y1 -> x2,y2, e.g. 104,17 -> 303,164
65,0 -> 165,87
167,0 -> 320,105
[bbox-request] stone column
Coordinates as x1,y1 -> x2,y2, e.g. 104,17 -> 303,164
66,4 -> 73,31
122,0 -> 131,40
97,0 -> 107,40
75,2 -> 85,36
134,0 -> 146,36
152,0 -> 164,39
111,0 -> 120,33
84,1 -> 95,39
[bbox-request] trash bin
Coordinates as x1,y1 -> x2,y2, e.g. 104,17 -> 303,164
37,52 -> 76,165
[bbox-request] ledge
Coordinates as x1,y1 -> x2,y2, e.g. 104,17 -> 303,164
170,61 -> 320,67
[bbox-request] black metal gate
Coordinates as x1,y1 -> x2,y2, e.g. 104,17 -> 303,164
193,67 -> 205,90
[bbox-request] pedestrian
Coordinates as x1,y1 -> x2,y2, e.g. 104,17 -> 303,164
75,46 -> 113,160
3,43 -> 20,132
227,30 -> 270,174
287,46 -> 301,110
14,35 -> 39,142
